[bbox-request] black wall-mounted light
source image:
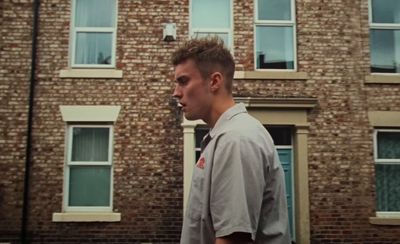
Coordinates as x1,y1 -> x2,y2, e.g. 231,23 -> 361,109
163,23 -> 176,42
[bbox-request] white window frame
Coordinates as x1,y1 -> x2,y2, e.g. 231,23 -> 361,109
189,0 -> 234,51
373,129 -> 400,216
70,0 -> 118,68
368,0 -> 400,74
64,124 -> 114,212
254,0 -> 297,71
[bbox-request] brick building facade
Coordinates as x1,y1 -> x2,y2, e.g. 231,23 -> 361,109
1,0 -> 400,243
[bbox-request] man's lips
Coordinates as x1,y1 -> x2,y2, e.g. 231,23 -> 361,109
178,103 -> 186,111
177,102 -> 186,108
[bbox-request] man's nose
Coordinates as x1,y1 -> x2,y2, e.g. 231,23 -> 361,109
172,84 -> 182,98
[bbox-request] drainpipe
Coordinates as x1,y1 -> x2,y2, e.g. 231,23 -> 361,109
21,0 -> 40,243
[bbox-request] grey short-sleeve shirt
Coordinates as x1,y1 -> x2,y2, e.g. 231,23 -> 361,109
180,103 -> 291,244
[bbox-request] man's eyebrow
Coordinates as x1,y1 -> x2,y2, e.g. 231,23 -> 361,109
175,75 -> 189,83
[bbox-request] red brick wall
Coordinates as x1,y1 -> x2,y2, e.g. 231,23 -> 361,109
2,0 -> 187,243
1,0 -> 400,243
28,0 -> 187,242
0,0 -> 34,242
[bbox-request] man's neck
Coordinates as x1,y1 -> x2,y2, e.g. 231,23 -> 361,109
205,97 -> 235,128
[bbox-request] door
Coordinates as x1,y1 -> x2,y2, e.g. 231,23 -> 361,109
278,148 -> 294,238
266,126 -> 295,240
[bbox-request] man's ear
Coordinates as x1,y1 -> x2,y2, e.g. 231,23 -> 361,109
209,72 -> 223,92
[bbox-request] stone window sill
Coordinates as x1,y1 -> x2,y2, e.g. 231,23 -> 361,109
59,105 -> 121,122
59,69 -> 123,79
234,71 -> 309,80
52,212 -> 121,222
369,216 -> 400,225
365,74 -> 400,84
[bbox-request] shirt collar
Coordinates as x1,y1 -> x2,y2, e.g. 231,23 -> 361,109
209,103 -> 247,138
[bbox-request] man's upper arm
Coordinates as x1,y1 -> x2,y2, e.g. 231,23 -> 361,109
210,133 -> 265,239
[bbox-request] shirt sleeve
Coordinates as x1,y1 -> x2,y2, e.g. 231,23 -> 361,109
210,133 -> 266,240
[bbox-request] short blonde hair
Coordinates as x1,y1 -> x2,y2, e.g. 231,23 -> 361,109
171,37 -> 235,92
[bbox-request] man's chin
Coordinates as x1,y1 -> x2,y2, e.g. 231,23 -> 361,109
183,113 -> 200,121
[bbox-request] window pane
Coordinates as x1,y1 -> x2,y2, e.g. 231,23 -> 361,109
256,26 -> 294,69
258,0 -> 291,21
376,164 -> 400,211
75,0 -> 116,27
265,126 -> 292,146
195,126 -> 209,162
195,126 -> 210,148
377,132 -> 400,159
72,127 -> 109,161
370,30 -> 400,73
371,0 -> 400,24
192,0 -> 231,29
195,150 -> 201,163
69,166 -> 111,206
193,32 -> 229,47
75,33 -> 113,65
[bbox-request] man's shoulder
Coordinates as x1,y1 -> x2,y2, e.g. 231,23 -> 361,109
216,116 -> 269,144
227,113 -> 265,134
214,112 -> 277,149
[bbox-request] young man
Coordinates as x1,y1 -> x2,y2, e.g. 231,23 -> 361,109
172,37 -> 291,244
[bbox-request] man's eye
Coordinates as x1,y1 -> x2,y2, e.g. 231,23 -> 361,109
177,78 -> 189,85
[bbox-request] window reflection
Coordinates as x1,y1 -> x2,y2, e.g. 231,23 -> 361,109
194,126 -> 209,162
258,0 -> 291,21
191,0 -> 232,49
371,0 -> 400,24
192,0 -> 231,29
75,33 -> 113,65
256,26 -> 294,69
75,0 -> 116,27
377,131 -> 400,159
72,0 -> 116,67
370,30 -> 400,73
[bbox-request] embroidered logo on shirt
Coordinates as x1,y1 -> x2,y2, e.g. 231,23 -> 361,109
196,157 -> 205,169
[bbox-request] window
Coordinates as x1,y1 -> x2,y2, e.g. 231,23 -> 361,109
65,125 -> 114,211
255,0 -> 296,70
194,125 -> 209,162
70,0 -> 117,68
190,0 -> 233,49
374,129 -> 400,213
369,0 -> 400,73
